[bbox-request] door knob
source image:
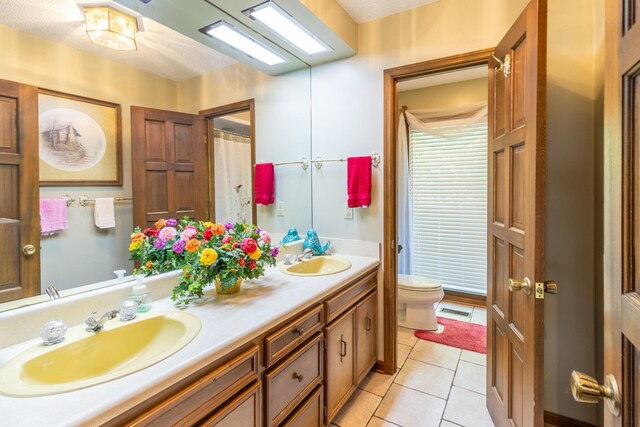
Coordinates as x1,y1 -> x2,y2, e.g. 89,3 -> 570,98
508,277 -> 532,295
23,244 -> 36,256
571,371 -> 620,417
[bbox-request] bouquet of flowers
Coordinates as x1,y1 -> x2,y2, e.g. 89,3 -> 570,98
129,218 -> 278,304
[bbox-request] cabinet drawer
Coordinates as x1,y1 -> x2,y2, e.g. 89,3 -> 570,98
129,345 -> 259,426
281,385 -> 323,427
200,381 -> 262,427
265,305 -> 323,367
265,333 -> 323,426
324,270 -> 377,324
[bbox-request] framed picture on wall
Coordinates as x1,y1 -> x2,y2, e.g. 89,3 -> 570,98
38,89 -> 122,186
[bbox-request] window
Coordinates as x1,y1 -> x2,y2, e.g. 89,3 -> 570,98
409,121 -> 488,294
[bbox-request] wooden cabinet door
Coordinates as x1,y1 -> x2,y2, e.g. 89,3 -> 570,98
324,306 -> 355,424
0,79 -> 39,303
355,291 -> 377,384
487,1 -> 547,426
131,106 -> 207,229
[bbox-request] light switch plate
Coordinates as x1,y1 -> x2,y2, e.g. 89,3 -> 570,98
276,201 -> 285,217
344,203 -> 353,219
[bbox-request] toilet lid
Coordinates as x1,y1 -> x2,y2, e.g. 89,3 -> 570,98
398,274 -> 442,291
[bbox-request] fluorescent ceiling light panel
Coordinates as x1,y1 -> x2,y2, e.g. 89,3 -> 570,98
246,1 -> 331,55
202,21 -> 285,66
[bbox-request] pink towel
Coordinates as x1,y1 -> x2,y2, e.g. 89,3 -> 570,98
40,199 -> 68,236
347,156 -> 372,208
255,163 -> 275,205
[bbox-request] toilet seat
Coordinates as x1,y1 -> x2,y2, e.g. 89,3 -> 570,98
398,274 -> 442,292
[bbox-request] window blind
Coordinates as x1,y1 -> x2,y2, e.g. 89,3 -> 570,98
408,121 -> 488,294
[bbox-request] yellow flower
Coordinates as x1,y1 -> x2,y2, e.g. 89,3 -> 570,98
202,221 -> 213,228
145,261 -> 153,269
200,248 -> 218,265
249,248 -> 261,260
129,241 -> 141,251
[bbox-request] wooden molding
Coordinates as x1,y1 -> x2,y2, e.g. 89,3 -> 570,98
199,99 -> 256,223
442,289 -> 487,307
544,411 -> 596,427
382,48 -> 494,375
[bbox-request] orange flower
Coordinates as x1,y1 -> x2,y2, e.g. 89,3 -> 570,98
185,239 -> 201,252
145,261 -> 153,269
131,232 -> 145,243
155,219 -> 166,230
211,223 -> 225,235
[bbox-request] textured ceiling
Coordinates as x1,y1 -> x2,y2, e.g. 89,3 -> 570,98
335,0 -> 439,24
0,0 -> 237,82
397,66 -> 487,92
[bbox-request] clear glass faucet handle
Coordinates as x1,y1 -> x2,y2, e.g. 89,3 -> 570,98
40,320 -> 68,345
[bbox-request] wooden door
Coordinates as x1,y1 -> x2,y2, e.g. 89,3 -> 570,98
324,307 -> 355,424
486,1 -> 547,426
0,79 -> 40,303
131,107 -> 207,229
355,291 -> 377,384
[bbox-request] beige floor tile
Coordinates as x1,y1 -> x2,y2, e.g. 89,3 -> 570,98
333,389 -> 382,427
398,326 -> 419,347
409,340 -> 461,370
453,360 -> 486,395
470,307 -> 487,326
398,343 -> 412,368
437,302 -> 473,322
395,358 -> 455,399
360,370 -> 397,397
443,386 -> 494,427
375,384 -> 446,427
460,350 -> 486,367
368,416 -> 401,427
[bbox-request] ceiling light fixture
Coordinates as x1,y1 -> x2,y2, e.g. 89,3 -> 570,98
244,1 -> 331,56
84,7 -> 138,51
200,21 -> 286,66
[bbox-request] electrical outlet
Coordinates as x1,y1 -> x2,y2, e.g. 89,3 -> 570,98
344,203 -> 353,219
276,201 -> 285,217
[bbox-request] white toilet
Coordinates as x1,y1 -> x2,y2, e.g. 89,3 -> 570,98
397,274 -> 444,330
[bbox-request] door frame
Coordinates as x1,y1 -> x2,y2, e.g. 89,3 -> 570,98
382,48 -> 494,374
199,99 -> 257,223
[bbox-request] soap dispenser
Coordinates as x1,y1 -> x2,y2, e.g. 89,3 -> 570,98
129,274 -> 152,312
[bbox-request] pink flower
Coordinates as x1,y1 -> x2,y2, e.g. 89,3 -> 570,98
241,238 -> 257,254
159,226 -> 177,241
222,235 -> 232,245
259,230 -> 271,244
180,225 -> 197,241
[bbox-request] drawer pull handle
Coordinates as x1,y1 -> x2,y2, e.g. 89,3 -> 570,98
339,334 -> 347,361
293,328 -> 304,337
292,372 -> 304,382
365,316 -> 372,333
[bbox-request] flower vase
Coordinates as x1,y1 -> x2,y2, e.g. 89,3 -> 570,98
215,277 -> 243,295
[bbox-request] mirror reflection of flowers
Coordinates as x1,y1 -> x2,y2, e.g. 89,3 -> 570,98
129,218 -> 278,304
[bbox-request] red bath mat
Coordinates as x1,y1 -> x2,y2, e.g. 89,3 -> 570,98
414,317 -> 486,354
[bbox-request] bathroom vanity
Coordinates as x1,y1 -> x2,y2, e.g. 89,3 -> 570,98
0,252 -> 379,427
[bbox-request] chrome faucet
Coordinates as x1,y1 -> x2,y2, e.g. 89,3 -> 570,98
45,285 -> 60,300
296,248 -> 314,262
85,310 -> 118,332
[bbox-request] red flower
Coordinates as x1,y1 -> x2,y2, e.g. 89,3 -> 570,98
241,238 -> 257,254
238,258 -> 246,267
222,235 -> 232,245
232,241 -> 239,249
248,260 -> 257,270
143,227 -> 158,237
203,227 -> 213,242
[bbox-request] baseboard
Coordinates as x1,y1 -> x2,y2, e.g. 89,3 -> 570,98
373,360 -> 385,373
544,411 -> 595,427
443,289 -> 486,307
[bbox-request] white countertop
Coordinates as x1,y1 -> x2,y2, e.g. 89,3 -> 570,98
0,254 -> 379,427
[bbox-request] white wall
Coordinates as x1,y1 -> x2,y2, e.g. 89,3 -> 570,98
309,0 -> 598,423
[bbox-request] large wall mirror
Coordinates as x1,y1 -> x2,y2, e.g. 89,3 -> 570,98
0,0 -> 312,310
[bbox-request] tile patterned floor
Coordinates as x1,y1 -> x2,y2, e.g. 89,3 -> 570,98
331,303 -> 492,427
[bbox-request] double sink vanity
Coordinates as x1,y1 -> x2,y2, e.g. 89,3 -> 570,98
0,243 -> 380,427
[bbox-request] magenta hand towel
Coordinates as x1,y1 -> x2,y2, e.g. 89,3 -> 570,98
255,163 -> 275,205
40,199 -> 68,236
347,156 -> 372,208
